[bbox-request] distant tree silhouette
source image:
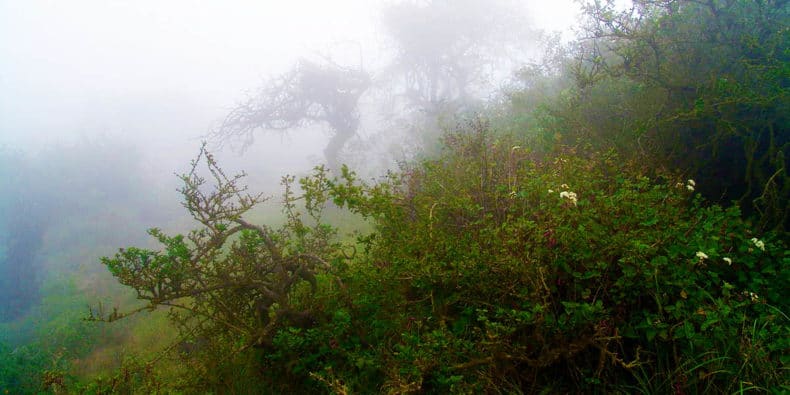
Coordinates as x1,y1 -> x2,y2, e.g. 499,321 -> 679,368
213,59 -> 370,172
382,0 -> 533,109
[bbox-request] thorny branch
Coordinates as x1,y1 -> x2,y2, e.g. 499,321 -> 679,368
96,143 -> 344,350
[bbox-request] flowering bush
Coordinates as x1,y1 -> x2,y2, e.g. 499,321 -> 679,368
323,126 -> 789,393
96,127 -> 788,393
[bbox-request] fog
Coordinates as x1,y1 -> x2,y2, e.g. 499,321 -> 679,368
1,0 -> 579,152
0,1 -> 389,174
1,0 -> 578,157
0,0 -> 583,377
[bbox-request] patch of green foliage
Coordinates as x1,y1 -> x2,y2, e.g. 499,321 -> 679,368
321,125 -> 788,393
505,0 -> 789,230
0,341 -> 45,394
0,276 -> 108,394
88,122 -> 787,393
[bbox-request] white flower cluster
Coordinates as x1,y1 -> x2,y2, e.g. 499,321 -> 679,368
723,257 -> 732,265
750,237 -> 765,251
743,290 -> 760,303
559,190 -> 578,206
686,179 -> 696,192
696,251 -> 708,260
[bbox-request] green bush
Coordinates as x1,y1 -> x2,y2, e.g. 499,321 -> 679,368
505,0 -> 789,231
325,123 -> 788,393
91,125 -> 787,393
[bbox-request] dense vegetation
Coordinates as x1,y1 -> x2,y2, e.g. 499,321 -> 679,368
507,0 -> 789,231
82,128 -> 788,393
1,0 -> 787,393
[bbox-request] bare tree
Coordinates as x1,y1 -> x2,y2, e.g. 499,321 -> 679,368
213,59 -> 370,172
213,1 -> 536,169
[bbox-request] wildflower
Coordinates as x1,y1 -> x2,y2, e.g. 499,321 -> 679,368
687,179 -> 696,186
750,237 -> 765,251
676,182 -> 684,188
560,183 -> 569,189
548,189 -> 554,193
511,145 -> 522,151
559,191 -> 578,206
696,251 -> 708,260
743,291 -> 760,303
686,184 -> 695,191
723,257 -> 732,265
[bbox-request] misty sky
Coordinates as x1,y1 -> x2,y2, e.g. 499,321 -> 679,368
0,0 -> 583,172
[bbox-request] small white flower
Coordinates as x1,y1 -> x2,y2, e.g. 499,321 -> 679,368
723,257 -> 732,265
548,189 -> 554,193
743,291 -> 760,303
696,251 -> 709,260
686,184 -> 695,191
511,145 -> 522,151
750,237 -> 765,251
687,179 -> 696,187
559,190 -> 578,206
561,183 -> 569,189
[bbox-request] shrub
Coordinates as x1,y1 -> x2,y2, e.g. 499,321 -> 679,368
328,122 -> 788,393
95,126 -> 787,393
